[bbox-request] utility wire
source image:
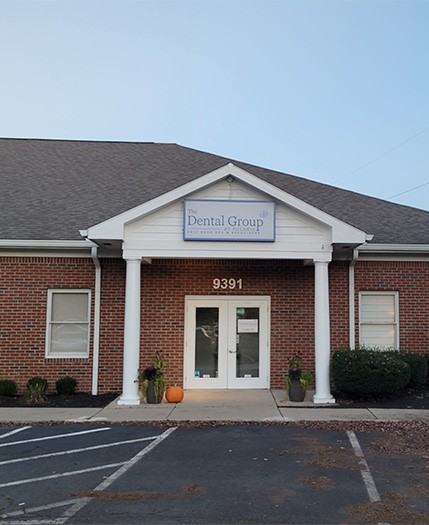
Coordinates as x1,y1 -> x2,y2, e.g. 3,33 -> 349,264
387,181 -> 429,200
333,125 -> 429,184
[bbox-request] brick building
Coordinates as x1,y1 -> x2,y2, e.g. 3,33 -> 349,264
1,139 -> 428,404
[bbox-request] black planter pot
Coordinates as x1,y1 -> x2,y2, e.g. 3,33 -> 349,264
146,380 -> 164,404
288,380 -> 305,402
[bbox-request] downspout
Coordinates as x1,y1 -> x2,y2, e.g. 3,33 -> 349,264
91,246 -> 101,395
349,248 -> 359,349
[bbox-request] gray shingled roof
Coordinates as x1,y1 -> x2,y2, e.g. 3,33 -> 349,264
1,138 -> 428,244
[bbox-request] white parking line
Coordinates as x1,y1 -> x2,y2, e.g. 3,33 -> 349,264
0,427 -> 110,448
0,435 -> 161,465
0,463 -> 125,488
0,498 -> 81,519
347,430 -> 381,502
0,520 -> 59,525
0,426 -> 32,440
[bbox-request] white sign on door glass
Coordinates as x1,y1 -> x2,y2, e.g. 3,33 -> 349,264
183,199 -> 276,241
237,319 -> 259,333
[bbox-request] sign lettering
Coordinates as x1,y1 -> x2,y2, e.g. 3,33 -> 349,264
183,199 -> 275,242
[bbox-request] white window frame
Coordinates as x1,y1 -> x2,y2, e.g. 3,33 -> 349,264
359,291 -> 399,350
45,289 -> 91,358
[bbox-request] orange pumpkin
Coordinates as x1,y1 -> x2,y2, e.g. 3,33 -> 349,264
165,385 -> 184,403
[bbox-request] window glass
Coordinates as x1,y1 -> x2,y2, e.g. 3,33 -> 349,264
47,291 -> 90,358
235,307 -> 260,378
360,294 -> 395,323
359,292 -> 398,349
194,307 -> 218,378
51,293 -> 89,322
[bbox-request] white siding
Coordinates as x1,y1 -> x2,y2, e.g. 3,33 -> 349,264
124,180 -> 331,259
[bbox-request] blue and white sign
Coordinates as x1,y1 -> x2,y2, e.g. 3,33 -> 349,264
183,199 -> 276,242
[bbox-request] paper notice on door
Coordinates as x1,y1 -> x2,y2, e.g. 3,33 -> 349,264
237,319 -> 258,333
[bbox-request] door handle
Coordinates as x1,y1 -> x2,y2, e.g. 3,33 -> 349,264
228,349 -> 237,353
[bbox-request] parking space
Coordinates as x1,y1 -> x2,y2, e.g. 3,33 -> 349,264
0,425 -> 175,523
349,430 -> 429,524
0,424 -> 427,524
92,426 -> 365,525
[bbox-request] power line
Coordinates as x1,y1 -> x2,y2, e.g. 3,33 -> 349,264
333,125 -> 429,184
387,181 -> 429,200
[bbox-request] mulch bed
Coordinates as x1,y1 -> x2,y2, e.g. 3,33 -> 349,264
333,385 -> 429,410
0,392 -> 119,408
0,386 -> 428,409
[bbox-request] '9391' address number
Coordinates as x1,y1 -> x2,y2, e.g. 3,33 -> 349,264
213,278 -> 243,290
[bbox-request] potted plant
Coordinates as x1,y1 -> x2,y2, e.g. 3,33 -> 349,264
284,355 -> 313,402
138,352 -> 166,404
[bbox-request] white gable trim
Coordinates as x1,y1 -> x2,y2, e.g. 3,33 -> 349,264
85,163 -> 369,245
0,239 -> 97,249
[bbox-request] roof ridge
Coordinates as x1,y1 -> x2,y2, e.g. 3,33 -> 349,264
0,137 -> 171,145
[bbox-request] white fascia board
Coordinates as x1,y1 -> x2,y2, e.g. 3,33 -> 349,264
123,247 -> 332,262
0,239 -> 97,250
87,164 -> 234,240
86,162 -> 369,244
227,165 -> 368,244
358,243 -> 429,254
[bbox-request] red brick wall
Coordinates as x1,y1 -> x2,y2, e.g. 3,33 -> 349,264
1,257 -> 428,394
354,260 -> 429,352
97,259 -> 125,394
140,259 -> 317,389
0,257 -> 95,394
329,261 -> 350,352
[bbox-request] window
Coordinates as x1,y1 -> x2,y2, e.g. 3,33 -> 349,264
46,290 -> 91,358
359,291 -> 399,349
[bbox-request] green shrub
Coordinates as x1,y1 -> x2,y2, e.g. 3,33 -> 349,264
56,376 -> 78,395
332,348 -> 410,396
26,376 -> 48,393
23,383 -> 47,405
0,379 -> 18,397
398,352 -> 427,387
425,354 -> 429,385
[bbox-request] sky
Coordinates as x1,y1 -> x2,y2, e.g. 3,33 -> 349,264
1,0 -> 428,210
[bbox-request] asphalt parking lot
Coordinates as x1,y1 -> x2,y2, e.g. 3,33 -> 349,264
0,424 -> 427,524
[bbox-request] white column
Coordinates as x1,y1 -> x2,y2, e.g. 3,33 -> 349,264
313,260 -> 335,404
118,256 -> 142,405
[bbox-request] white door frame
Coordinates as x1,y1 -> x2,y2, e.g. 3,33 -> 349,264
184,295 -> 270,389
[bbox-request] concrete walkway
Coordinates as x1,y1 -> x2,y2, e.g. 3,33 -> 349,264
0,390 -> 427,424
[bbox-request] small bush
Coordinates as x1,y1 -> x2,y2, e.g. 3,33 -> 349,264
56,376 -> 78,395
426,354 -> 429,385
332,348 -> 410,396
398,352 -> 427,387
23,383 -> 47,405
26,376 -> 48,393
0,379 -> 18,397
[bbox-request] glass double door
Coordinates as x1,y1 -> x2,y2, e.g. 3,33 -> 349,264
185,297 -> 270,389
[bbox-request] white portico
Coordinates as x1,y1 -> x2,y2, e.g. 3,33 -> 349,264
85,163 -> 370,405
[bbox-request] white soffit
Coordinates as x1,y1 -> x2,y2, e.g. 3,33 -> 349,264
85,163 -> 369,244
